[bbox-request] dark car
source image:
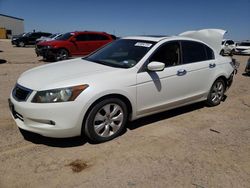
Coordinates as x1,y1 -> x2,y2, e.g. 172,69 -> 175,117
11,33 -> 25,44
12,32 -> 52,47
35,31 -> 116,61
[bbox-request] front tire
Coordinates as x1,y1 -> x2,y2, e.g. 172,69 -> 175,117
84,98 -> 128,143
56,49 -> 69,61
220,49 -> 225,56
19,41 -> 25,47
206,79 -> 225,106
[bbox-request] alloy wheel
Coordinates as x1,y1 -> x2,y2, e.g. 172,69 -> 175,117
93,103 -> 124,137
211,81 -> 224,104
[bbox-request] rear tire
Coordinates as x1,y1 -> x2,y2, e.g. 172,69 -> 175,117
206,79 -> 225,106
84,98 -> 128,143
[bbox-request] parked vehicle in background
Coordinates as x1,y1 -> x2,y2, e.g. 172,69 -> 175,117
245,58 -> 250,74
11,33 -> 26,45
35,31 -> 116,61
12,32 -> 52,47
234,41 -> 250,55
36,33 -> 63,44
220,39 -> 235,56
9,29 -> 236,143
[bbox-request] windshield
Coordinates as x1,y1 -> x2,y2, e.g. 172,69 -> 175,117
56,32 -> 74,41
48,34 -> 57,38
221,41 -> 225,45
23,32 -> 31,37
84,39 -> 155,68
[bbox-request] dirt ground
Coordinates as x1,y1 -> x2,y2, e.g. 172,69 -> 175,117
0,39 -> 249,188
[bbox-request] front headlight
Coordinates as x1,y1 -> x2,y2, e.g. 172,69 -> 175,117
32,85 -> 89,103
45,45 -> 52,49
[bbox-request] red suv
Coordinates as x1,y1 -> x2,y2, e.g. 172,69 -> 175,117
36,31 -> 116,61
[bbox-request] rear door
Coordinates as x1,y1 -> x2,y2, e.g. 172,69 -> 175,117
88,34 -> 112,51
74,33 -> 89,55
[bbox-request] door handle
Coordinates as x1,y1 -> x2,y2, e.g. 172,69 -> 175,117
209,63 -> 216,68
177,69 -> 187,76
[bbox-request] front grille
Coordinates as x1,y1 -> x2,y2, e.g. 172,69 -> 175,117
12,84 -> 33,102
36,45 -> 46,50
236,48 -> 245,51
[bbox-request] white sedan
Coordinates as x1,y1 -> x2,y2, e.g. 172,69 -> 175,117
234,41 -> 250,55
9,29 -> 236,142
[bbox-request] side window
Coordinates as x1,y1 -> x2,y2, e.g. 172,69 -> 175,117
149,41 -> 180,67
88,34 -> 109,41
75,34 -> 88,41
30,33 -> 36,37
181,41 -> 207,64
98,34 -> 110,40
205,45 -> 215,60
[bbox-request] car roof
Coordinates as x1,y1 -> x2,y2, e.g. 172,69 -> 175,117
72,31 -> 110,35
122,35 -> 207,43
123,36 -> 171,42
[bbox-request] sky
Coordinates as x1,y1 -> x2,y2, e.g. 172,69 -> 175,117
0,0 -> 249,41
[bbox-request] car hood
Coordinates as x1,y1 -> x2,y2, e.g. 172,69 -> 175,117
18,58 -> 117,91
179,29 -> 226,54
37,40 -> 67,46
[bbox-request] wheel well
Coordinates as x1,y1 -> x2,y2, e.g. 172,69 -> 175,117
216,76 -> 227,87
81,94 -> 133,133
58,48 -> 70,56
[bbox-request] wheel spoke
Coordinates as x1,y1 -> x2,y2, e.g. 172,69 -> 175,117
211,93 -> 216,102
94,122 -> 105,134
111,112 -> 123,121
95,112 -> 105,121
101,126 -> 110,137
103,104 -> 111,115
110,122 -> 119,133
110,105 -> 120,117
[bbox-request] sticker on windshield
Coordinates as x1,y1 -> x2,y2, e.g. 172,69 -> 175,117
135,42 -> 152,48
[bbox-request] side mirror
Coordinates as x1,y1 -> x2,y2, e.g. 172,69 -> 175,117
71,38 -> 76,42
147,61 -> 165,72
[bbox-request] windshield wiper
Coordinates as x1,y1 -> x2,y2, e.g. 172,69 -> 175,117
84,58 -> 129,68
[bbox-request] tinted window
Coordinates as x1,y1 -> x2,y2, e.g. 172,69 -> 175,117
76,34 -> 88,41
205,45 -> 215,60
149,41 -> 180,67
181,41 -> 207,64
88,34 -> 110,41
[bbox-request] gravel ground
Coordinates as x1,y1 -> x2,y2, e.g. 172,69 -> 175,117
0,39 -> 249,188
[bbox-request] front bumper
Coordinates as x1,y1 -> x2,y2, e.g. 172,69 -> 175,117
8,93 -> 87,138
35,47 -> 58,59
233,49 -> 250,55
11,40 -> 18,45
